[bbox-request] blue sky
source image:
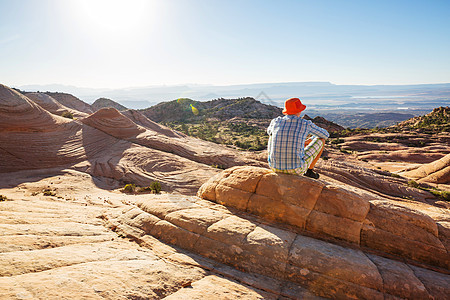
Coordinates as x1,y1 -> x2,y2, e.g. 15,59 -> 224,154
1,0 -> 449,88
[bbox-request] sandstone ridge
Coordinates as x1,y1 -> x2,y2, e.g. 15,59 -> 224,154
25,92 -> 88,118
403,153 -> 450,184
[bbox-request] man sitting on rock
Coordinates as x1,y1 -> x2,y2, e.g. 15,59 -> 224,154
267,98 -> 329,179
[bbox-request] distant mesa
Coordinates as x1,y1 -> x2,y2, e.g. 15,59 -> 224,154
92,97 -> 127,112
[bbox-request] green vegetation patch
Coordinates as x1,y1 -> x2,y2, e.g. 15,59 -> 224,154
121,182 -> 162,194
61,111 -> 74,119
407,180 -> 450,201
164,120 -> 269,151
42,188 -> 56,196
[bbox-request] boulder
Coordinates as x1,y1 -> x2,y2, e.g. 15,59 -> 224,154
198,166 -> 450,269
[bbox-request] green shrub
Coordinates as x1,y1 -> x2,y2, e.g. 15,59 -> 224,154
42,189 -> 56,196
407,180 -> 420,188
339,148 -> 352,154
150,181 -> 162,194
61,111 -> 74,119
122,184 -> 136,193
429,189 -> 450,201
331,138 -> 345,144
388,172 -> 402,178
0,195 -> 7,201
125,182 -> 161,194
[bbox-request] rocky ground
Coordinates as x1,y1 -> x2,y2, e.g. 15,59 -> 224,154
1,167 -> 448,299
1,84 -> 449,299
0,170 -> 279,299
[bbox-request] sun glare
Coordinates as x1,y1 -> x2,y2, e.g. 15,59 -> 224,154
78,0 -> 151,33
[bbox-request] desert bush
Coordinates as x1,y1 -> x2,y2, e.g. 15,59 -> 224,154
122,182 -> 161,194
429,189 -> 450,201
61,111 -> 74,119
150,181 -> 162,193
389,172 -> 402,178
0,195 -> 7,201
42,189 -> 56,196
122,184 -> 136,193
407,180 -> 420,188
339,148 -> 352,154
331,138 -> 344,144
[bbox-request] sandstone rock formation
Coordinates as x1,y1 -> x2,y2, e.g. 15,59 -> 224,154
0,84 -> 265,194
1,82 -> 449,299
198,166 -> 450,270
0,85 -> 218,194
316,159 -> 434,202
403,153 -> 450,184
340,133 -> 450,164
91,97 -> 127,112
122,109 -> 186,138
80,107 -> 266,169
104,179 -> 450,299
81,107 -> 147,139
45,92 -> 94,114
25,92 -> 88,118
0,172 -> 280,299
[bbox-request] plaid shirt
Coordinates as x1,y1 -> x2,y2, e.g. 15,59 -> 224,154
267,115 -> 329,170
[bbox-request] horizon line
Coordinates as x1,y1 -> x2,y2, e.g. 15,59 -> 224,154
11,81 -> 450,91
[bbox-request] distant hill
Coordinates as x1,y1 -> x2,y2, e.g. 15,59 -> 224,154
142,97 -> 344,151
141,97 -> 283,123
319,112 -> 416,129
303,114 -> 345,132
395,106 -> 449,133
92,98 -> 127,112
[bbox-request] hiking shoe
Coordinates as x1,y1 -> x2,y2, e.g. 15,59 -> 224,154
304,169 -> 320,179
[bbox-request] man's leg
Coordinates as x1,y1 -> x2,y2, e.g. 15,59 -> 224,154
303,137 -> 325,178
308,138 -> 325,169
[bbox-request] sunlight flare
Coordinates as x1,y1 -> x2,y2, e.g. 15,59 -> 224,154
78,0 -> 152,32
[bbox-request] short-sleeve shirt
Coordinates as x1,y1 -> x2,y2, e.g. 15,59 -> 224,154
267,115 -> 329,170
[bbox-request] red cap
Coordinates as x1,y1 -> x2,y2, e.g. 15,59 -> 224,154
282,98 -> 306,115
